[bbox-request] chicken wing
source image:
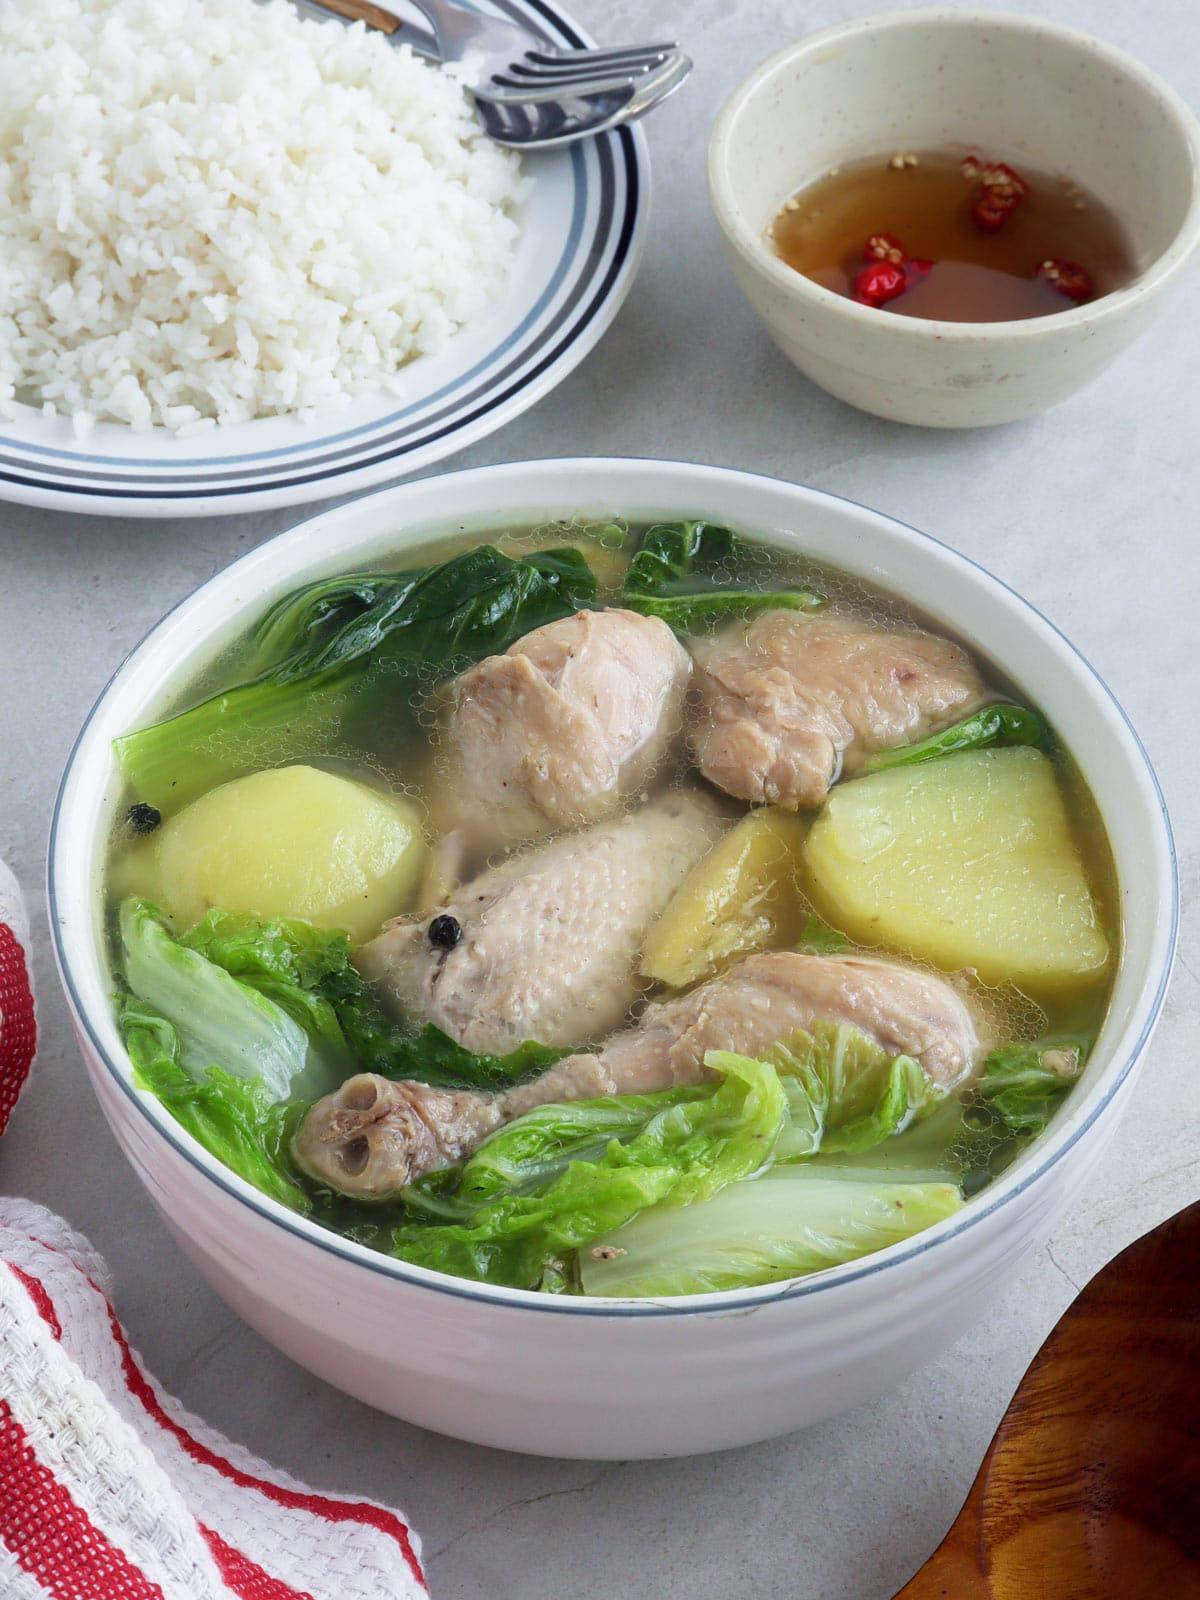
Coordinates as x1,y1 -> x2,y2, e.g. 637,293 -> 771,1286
358,791 -> 726,1057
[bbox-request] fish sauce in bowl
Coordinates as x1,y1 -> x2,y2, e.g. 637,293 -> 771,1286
770,149 -> 1137,321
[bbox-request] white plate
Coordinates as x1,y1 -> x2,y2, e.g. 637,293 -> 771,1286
0,0 -> 649,517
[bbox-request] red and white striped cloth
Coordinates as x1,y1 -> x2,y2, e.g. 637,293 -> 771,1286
0,862 -> 427,1598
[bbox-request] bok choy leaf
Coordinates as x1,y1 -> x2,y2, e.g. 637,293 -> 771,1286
865,703 -> 1051,774
621,521 -> 823,632
343,1022 -> 566,1095
115,543 -> 597,812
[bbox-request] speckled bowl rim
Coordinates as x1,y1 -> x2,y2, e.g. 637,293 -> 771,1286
708,7 -> 1200,340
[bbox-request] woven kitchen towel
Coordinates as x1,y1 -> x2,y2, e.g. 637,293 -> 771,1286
0,865 -> 427,1598
0,861 -> 37,1139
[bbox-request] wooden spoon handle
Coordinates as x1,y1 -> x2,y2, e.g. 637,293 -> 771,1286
305,0 -> 401,34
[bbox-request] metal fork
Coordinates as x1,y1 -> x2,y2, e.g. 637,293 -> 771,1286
304,0 -> 692,147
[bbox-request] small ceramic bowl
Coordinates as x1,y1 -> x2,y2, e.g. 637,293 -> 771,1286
708,10 -> 1200,427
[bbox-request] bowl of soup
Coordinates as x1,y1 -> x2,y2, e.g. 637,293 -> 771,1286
708,11 -> 1200,425
49,459 -> 1176,1458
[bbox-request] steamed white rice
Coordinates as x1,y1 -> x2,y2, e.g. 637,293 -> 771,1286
0,0 -> 527,434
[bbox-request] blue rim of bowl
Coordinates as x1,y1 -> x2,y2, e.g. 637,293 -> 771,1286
0,0 -> 644,501
47,461 -> 1179,1316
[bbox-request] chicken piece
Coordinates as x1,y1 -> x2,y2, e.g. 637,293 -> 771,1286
358,791 -> 726,1057
294,950 -> 984,1198
445,607 -> 691,841
415,828 -> 470,916
585,950 -> 985,1094
291,1074 -> 495,1203
691,609 -> 986,808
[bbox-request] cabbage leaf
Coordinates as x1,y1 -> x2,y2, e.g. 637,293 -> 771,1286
389,1052 -> 787,1290
120,995 -> 310,1213
979,1036 -> 1087,1131
403,1085 -> 709,1222
580,1168 -> 963,1297
119,898 -> 340,1102
762,1022 -> 943,1160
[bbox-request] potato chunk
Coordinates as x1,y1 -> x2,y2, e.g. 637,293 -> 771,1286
802,748 -> 1109,990
152,764 -> 425,941
641,807 -> 808,988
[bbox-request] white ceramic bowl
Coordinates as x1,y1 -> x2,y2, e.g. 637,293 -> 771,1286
50,459 -> 1176,1459
708,10 -> 1200,427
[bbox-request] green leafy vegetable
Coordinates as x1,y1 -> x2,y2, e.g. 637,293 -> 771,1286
115,544 -> 597,812
807,1093 -> 965,1186
119,898 -> 342,1102
389,1052 -> 788,1290
621,521 -> 822,632
579,1168 -> 963,1297
344,1021 -> 565,1095
395,1025 -> 945,1287
119,900 -> 1085,1293
763,1023 -> 943,1160
404,1086 -> 709,1221
865,704 -> 1051,774
979,1036 -> 1088,1132
122,901 -> 571,1220
120,996 -> 310,1213
954,1035 -> 1090,1195
797,914 -> 853,956
180,908 -> 363,1069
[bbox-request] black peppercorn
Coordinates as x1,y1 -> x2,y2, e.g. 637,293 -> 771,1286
428,914 -> 462,950
127,802 -> 162,835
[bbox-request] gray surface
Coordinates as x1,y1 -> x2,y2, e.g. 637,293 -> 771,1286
1,1 -> 1198,1595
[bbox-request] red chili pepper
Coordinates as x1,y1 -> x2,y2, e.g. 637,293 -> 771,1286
966,155 -> 1028,232
1037,258 -> 1094,302
864,232 -> 906,265
905,257 -> 934,282
852,260 -> 907,307
972,189 -> 1019,232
